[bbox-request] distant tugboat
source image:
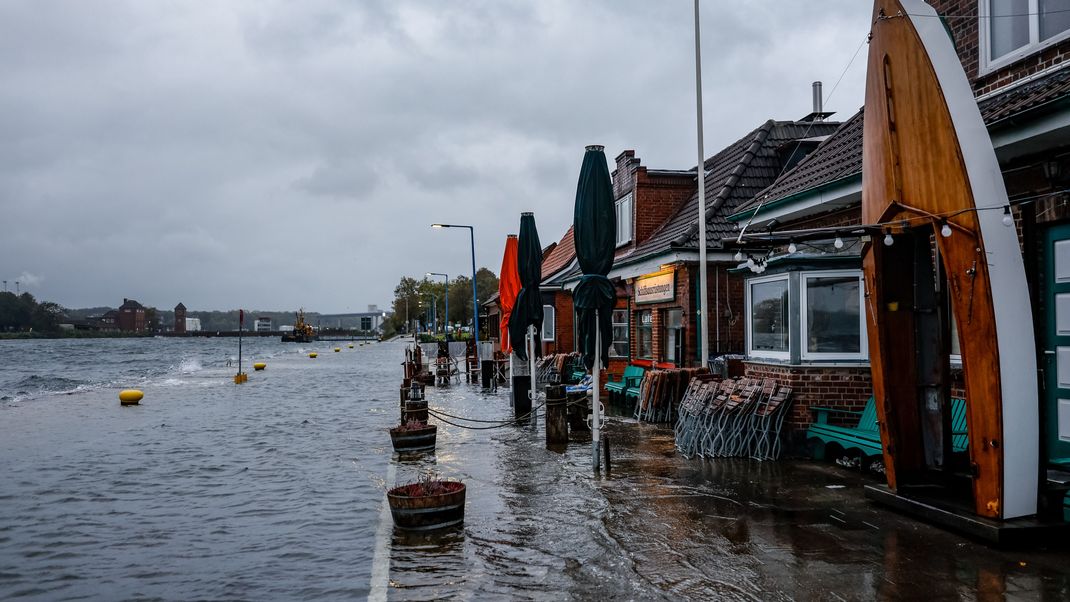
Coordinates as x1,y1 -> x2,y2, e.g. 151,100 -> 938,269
281,309 -> 316,343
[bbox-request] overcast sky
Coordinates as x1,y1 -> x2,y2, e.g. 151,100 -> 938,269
0,0 -> 871,313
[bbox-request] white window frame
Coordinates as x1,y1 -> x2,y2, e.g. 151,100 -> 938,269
800,270 -> 868,361
746,273 -> 791,361
610,308 -> 629,358
542,304 -> 555,342
979,0 -> 1070,75
615,192 -> 633,247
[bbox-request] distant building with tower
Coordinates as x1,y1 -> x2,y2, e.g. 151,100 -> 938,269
174,303 -> 187,333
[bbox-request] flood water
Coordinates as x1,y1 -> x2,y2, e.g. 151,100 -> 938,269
2,337 -> 1069,600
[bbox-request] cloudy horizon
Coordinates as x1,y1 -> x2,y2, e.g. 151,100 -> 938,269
0,0 -> 870,314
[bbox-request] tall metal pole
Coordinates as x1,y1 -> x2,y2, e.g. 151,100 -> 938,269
444,277 -> 449,340
593,309 -> 601,470
694,0 -> 710,369
529,324 -> 537,410
431,224 -> 480,364
469,226 -> 479,364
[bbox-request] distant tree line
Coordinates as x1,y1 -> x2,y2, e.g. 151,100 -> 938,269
0,292 -> 65,333
385,267 -> 499,338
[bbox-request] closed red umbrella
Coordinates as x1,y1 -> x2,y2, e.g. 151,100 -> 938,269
498,235 -> 520,355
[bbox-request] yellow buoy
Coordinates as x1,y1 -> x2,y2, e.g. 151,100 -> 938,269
334,347 -> 341,352
347,344 -> 354,349
309,352 -> 318,358
233,372 -> 248,384
119,389 -> 144,405
253,362 -> 266,371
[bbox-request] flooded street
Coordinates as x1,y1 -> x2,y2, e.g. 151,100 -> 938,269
2,338 -> 1069,600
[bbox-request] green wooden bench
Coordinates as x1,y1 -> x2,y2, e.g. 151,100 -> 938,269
808,397 -> 969,460
807,397 -> 881,459
606,365 -> 644,402
624,370 -> 645,402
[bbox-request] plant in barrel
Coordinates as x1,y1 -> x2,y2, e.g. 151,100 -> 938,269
387,472 -> 466,531
507,213 -> 543,416
572,145 -> 616,470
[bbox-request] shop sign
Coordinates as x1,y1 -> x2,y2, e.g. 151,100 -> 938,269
635,271 -> 675,304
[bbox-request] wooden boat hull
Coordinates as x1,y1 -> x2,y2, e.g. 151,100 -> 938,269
862,0 -> 1038,519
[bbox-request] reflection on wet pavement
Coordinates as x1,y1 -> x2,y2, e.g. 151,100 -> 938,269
389,382 -> 1070,600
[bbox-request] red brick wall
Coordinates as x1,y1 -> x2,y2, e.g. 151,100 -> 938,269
931,0 -> 1070,95
546,290 -> 575,355
634,169 -> 694,246
743,362 -> 872,431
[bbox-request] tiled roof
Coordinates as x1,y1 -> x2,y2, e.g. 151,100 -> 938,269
633,119 -> 842,254
979,64 -> 1070,124
731,111 -> 864,217
541,226 -> 575,280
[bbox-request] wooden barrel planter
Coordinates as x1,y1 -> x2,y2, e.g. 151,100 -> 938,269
389,422 -> 437,452
387,481 -> 466,531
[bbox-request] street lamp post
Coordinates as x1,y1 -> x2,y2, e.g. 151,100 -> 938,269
431,224 -> 479,364
427,272 -> 449,340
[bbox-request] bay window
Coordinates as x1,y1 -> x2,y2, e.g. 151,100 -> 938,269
745,268 -> 868,363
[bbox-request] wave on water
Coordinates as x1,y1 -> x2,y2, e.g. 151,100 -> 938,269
2,374 -> 97,402
178,358 -> 203,374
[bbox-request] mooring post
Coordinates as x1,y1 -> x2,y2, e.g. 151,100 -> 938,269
545,384 -> 567,446
481,360 -> 493,389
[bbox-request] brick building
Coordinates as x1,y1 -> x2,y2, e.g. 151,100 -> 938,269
117,298 -> 146,332
548,117 -> 840,386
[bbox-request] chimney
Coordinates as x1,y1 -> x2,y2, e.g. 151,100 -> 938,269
812,81 -> 823,120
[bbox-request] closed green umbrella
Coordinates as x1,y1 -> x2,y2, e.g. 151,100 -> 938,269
508,212 -> 542,362
572,145 -> 616,471
572,145 -> 616,370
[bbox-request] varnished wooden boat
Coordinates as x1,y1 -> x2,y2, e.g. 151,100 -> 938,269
862,0 -> 1038,519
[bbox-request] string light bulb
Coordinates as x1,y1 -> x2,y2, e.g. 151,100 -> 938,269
1002,206 -> 1013,227
746,257 -> 755,269
787,241 -> 797,254
883,232 -> 894,246
833,236 -> 844,249
734,250 -> 743,262
940,221 -> 952,238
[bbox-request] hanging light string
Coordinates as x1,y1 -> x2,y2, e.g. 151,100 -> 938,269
732,188 -> 1069,253
889,9 -> 1070,19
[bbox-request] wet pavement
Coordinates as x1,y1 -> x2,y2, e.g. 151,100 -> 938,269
391,375 -> 1070,600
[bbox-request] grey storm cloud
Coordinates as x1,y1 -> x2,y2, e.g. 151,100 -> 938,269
0,0 -> 871,313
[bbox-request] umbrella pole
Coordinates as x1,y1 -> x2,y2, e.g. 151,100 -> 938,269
593,309 -> 601,471
529,325 -> 537,419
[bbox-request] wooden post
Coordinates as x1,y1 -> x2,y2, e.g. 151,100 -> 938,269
545,384 -> 567,446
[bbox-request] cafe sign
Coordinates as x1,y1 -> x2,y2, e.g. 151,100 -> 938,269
635,270 -> 675,305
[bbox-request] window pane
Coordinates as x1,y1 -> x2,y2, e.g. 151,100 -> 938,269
615,195 -> 632,245
637,310 -> 653,358
990,0 -> 1030,59
611,309 -> 629,358
805,276 -> 860,353
1041,0 -> 1070,40
664,308 -> 683,363
542,305 -> 555,341
751,280 -> 789,352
